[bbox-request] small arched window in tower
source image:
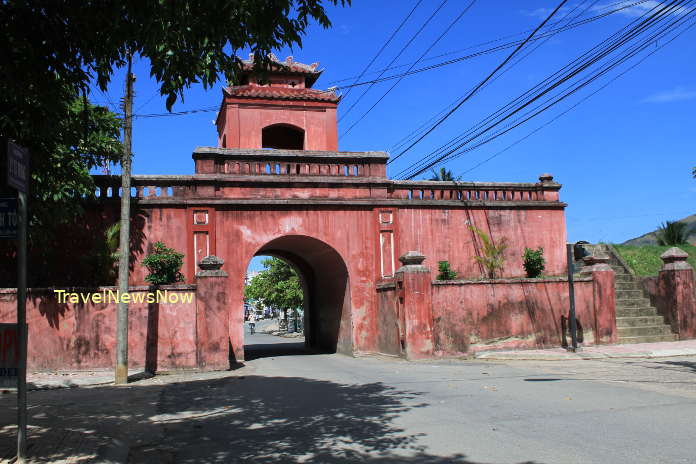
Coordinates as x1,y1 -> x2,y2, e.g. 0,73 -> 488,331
262,124 -> 305,150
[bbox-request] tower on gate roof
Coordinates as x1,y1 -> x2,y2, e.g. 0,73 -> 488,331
215,54 -> 340,151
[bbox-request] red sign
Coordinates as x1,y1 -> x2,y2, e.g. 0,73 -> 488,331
0,323 -> 19,387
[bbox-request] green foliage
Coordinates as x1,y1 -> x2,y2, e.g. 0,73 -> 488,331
436,261 -> 457,280
25,98 -> 123,243
470,226 -> 508,279
429,167 -> 458,181
613,244 -> 696,276
142,242 -> 185,285
2,0 -> 347,148
245,258 -> 303,312
523,247 -> 545,278
656,220 -> 688,246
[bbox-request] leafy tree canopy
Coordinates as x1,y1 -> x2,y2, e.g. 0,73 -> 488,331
1,0 -> 347,147
245,257 -> 303,313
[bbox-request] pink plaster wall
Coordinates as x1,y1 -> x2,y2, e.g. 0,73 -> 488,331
430,278 -> 595,355
221,100 -> 338,151
213,207 -> 379,358
397,208 -> 568,279
0,286 -> 197,370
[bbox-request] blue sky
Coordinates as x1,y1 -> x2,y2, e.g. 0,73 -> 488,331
90,0 -> 695,252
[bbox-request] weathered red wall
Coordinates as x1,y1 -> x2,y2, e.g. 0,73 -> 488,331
396,207 -> 567,279
213,207 -> 379,357
430,278 -> 595,355
221,100 -> 338,151
0,286 -> 197,370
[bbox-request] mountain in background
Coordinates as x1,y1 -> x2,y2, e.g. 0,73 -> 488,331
622,213 -> 696,246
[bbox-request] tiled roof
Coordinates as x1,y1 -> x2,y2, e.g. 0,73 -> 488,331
240,53 -> 323,86
224,85 -> 340,103
241,53 -> 321,74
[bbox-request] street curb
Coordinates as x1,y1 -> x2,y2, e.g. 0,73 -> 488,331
474,348 -> 696,361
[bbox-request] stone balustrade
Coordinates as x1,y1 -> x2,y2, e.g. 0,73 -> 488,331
193,147 -> 389,178
389,174 -> 561,203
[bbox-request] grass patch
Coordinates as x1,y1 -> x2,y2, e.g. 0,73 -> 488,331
613,244 -> 696,276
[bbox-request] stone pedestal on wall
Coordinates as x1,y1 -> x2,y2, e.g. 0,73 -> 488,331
195,256 -> 230,369
658,248 -> 696,339
395,251 -> 434,360
581,255 -> 616,344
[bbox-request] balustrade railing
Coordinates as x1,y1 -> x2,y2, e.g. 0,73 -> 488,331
193,147 -> 388,178
389,175 -> 560,202
91,173 -> 560,203
92,176 -> 190,200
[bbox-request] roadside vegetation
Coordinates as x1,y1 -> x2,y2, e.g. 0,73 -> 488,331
613,244 -> 696,276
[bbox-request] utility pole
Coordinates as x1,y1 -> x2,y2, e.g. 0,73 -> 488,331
116,54 -> 134,384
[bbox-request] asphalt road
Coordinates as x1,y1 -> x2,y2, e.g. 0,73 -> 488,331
138,334 -> 696,463
3,333 -> 696,463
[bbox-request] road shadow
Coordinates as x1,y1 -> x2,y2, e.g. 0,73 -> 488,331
243,339 -> 325,361
0,373 -> 544,463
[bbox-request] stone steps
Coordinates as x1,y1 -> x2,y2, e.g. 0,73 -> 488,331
617,325 -> 674,337
617,306 -> 664,317
616,316 -> 667,327
616,334 -> 678,344
609,255 -> 677,344
616,297 -> 652,308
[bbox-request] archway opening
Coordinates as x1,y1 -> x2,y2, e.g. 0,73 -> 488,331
262,124 -> 304,150
242,235 -> 351,360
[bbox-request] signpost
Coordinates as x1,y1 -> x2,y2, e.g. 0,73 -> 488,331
5,140 -> 29,463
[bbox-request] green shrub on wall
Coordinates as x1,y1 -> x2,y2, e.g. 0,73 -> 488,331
142,241 -> 185,285
523,247 -> 545,278
436,261 -> 457,280
470,226 -> 508,279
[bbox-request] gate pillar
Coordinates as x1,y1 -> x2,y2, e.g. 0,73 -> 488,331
395,251 -> 434,359
195,256 -> 230,369
658,248 -> 696,339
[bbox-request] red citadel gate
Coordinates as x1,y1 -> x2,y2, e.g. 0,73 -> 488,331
1,55 -> 577,369
91,55 -> 569,363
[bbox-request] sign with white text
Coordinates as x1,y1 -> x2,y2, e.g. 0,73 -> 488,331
0,197 -> 18,239
7,141 -> 29,193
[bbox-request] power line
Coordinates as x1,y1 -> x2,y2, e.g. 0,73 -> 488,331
338,0 -> 450,124
454,13 -> 696,179
340,0 -> 477,139
329,0 -> 654,86
388,0 -> 599,154
393,0 -> 688,179
340,0 -> 424,102
389,0 -> 570,165
392,0 -> 686,178
395,0 -> 693,180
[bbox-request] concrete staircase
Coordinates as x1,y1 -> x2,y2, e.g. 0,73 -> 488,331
575,244 -> 676,344
613,265 -> 677,344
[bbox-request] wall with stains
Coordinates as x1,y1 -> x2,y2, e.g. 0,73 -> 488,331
396,207 -> 567,280
0,286 -> 197,370
430,278 -> 595,355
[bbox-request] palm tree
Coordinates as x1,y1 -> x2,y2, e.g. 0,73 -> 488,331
656,220 -> 688,246
429,167 -> 457,181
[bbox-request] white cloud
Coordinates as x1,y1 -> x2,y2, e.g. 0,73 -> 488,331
642,86 -> 696,103
521,6 -> 574,20
592,1 -> 688,18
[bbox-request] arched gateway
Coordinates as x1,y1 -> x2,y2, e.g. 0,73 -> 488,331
84,54 -> 571,366
249,236 -> 352,355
